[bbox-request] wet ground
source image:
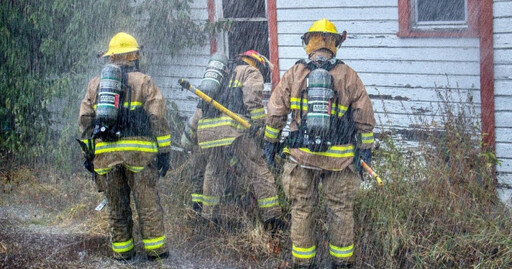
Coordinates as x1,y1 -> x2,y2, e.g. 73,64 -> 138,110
0,206 -> 243,269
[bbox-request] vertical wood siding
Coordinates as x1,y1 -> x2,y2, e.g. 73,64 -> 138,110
494,0 -> 512,205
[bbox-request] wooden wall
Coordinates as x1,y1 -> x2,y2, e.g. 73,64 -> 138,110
145,0 -> 511,204
147,0 -> 212,116
494,0 -> 512,206
275,0 -> 481,133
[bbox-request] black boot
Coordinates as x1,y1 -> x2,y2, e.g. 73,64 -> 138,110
148,251 -> 169,261
192,201 -> 202,214
293,264 -> 314,269
113,250 -> 135,263
331,261 -> 353,269
263,217 -> 287,232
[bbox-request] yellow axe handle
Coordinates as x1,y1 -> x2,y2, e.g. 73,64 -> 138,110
361,160 -> 383,186
178,78 -> 251,129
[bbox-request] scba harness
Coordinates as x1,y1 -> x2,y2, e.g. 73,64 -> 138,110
93,64 -> 153,141
287,58 -> 356,152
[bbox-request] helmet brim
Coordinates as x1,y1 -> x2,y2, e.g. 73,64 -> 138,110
102,47 -> 139,58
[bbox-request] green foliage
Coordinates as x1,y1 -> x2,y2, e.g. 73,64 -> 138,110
0,0 -> 211,170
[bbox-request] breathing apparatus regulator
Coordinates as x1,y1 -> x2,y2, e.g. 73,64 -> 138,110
93,64 -> 125,141
301,68 -> 336,152
198,52 -> 229,114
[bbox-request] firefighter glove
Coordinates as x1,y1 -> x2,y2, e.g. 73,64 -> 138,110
361,148 -> 372,165
180,132 -> 194,152
248,123 -> 263,138
355,148 -> 372,176
83,158 -> 94,173
264,141 -> 279,169
157,152 -> 170,177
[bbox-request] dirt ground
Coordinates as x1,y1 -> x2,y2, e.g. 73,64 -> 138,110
0,205 -> 247,269
0,163 -> 261,269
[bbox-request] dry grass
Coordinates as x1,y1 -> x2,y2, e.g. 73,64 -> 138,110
1,91 -> 511,268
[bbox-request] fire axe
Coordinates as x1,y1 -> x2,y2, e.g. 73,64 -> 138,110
178,78 -> 383,186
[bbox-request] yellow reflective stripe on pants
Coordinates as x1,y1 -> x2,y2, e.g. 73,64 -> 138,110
112,238 -> 134,253
298,145 -> 354,158
329,243 -> 354,258
250,107 -> 266,120
191,193 -> 203,203
95,140 -> 158,154
258,196 -> 279,208
198,137 -> 236,149
94,167 -> 112,175
123,163 -> 144,173
361,132 -> 375,144
143,235 -> 167,251
202,195 -> 220,206
156,134 -> 171,147
292,244 -> 316,259
265,125 -> 280,140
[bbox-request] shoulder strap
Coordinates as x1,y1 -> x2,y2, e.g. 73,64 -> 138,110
296,58 -> 344,71
119,70 -> 131,130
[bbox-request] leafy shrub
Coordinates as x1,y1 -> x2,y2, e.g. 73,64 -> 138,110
0,0 -> 213,172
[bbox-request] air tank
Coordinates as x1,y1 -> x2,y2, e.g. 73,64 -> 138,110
199,52 -> 228,99
96,64 -> 123,131
305,68 -> 334,152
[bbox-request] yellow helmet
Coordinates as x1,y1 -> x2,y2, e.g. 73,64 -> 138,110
102,32 -> 139,57
307,18 -> 339,34
301,19 -> 347,51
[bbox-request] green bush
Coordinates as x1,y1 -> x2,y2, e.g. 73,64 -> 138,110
0,0 -> 212,171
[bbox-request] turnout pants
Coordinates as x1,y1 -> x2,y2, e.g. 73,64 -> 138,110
201,135 -> 281,222
189,147 -> 207,207
97,162 -> 167,259
282,161 -> 361,266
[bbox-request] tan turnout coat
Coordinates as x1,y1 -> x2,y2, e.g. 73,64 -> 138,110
265,50 -> 376,171
78,71 -> 171,175
190,64 -> 266,148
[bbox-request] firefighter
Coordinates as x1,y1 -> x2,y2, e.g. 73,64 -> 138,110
188,50 -> 284,230
78,32 -> 171,261
264,19 -> 376,268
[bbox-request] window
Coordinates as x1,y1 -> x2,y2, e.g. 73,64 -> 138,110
221,0 -> 271,82
398,0 -> 479,37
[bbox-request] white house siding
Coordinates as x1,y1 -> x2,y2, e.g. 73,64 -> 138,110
275,0 -> 481,133
142,0 -> 512,203
147,0 -> 211,116
494,0 -> 512,206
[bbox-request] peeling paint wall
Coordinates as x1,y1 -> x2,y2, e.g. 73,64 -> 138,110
275,0 -> 481,133
145,0 -> 512,204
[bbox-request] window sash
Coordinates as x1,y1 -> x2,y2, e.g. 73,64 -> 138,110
412,0 -> 468,30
